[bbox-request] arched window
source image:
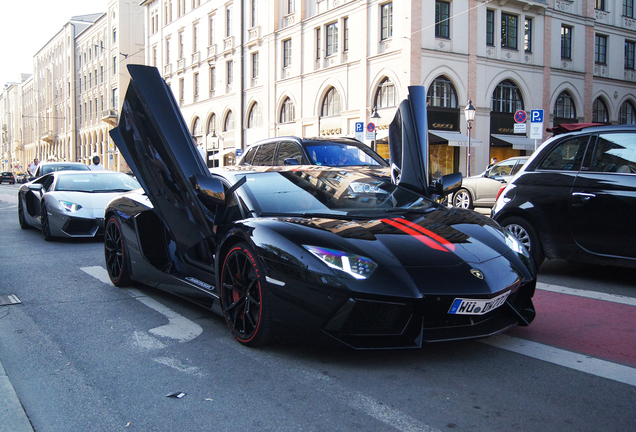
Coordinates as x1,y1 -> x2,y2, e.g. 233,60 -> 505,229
207,113 -> 217,135
280,97 -> 295,123
427,76 -> 458,108
592,98 -> 609,123
224,111 -> 235,131
491,80 -> 524,113
247,103 -> 262,128
321,87 -> 341,117
619,101 -> 636,124
555,92 -> 576,119
374,77 -> 396,108
192,117 -> 200,135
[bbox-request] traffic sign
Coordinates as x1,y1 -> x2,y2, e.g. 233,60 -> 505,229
355,122 -> 364,141
514,110 -> 527,123
366,122 -> 376,133
529,123 -> 543,139
531,109 -> 544,123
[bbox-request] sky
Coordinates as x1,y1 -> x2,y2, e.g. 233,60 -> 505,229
0,0 -> 107,87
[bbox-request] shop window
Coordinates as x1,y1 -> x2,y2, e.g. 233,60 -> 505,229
427,76 -> 457,108
592,98 -> 609,123
321,87 -> 341,117
491,80 -> 524,113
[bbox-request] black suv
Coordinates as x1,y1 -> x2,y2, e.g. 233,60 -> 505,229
1,171 -> 15,184
239,136 -> 388,167
492,124 -> 636,268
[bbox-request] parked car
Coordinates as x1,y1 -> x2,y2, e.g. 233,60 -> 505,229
239,136 -> 389,168
28,161 -> 90,181
492,124 -> 636,268
104,64 -> 536,349
0,171 -> 15,184
451,157 -> 528,209
15,172 -> 29,183
18,170 -> 140,241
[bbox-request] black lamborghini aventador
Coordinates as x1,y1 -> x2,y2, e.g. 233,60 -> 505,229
105,64 -> 536,349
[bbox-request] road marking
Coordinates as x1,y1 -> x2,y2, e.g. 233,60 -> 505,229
537,282 -> 636,306
153,356 -> 204,376
80,266 -> 202,343
480,334 -> 636,387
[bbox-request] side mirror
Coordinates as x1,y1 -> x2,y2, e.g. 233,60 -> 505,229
28,183 -> 43,192
189,174 -> 225,208
284,158 -> 300,165
429,172 -> 462,197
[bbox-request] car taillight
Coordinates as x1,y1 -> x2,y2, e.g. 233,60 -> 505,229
495,185 -> 507,202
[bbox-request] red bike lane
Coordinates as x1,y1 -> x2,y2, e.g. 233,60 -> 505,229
508,288 -> 636,368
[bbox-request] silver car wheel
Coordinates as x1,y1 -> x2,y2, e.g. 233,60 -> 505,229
452,189 -> 473,209
506,223 -> 531,250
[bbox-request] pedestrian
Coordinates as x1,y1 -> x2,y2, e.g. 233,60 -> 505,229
487,157 -> 498,169
28,158 -> 39,176
89,155 -> 105,170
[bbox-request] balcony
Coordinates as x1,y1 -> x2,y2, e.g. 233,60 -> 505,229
101,109 -> 118,126
164,63 -> 172,77
177,58 -> 185,73
247,26 -> 260,47
191,51 -> 200,67
207,44 -> 217,61
41,130 -> 55,143
223,36 -> 234,54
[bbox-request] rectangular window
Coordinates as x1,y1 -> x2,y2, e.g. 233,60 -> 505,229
326,22 -> 338,56
166,39 -> 170,63
226,7 -> 232,38
595,0 -> 606,11
252,52 -> 259,79
344,18 -> 349,52
501,13 -> 518,49
112,88 -> 118,109
524,18 -> 532,52
316,28 -> 321,59
113,28 -> 117,43
227,60 -> 233,85
179,31 -> 184,59
381,2 -> 393,41
101,66 -> 104,83
209,15 -> 215,45
153,46 -> 157,67
113,56 -> 117,75
251,0 -> 258,27
625,40 -> 635,69
625,0 -> 635,18
283,38 -> 292,68
193,73 -> 199,99
179,78 -> 184,103
561,25 -> 572,59
193,24 -> 199,52
435,1 -> 450,38
595,34 -> 607,64
486,9 -> 495,46
209,66 -> 216,93
288,0 -> 295,14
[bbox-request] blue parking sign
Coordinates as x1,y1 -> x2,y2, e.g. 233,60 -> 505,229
355,122 -> 364,133
531,110 -> 544,123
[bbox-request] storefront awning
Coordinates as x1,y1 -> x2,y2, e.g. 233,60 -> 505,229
491,134 -> 537,150
429,130 -> 482,147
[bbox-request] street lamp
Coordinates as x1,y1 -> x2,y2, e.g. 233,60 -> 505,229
464,99 -> 476,177
370,105 -> 380,151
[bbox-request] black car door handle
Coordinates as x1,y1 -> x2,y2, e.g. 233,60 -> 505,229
572,192 -> 596,201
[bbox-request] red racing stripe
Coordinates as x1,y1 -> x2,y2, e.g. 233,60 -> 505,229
391,218 -> 456,252
381,218 -> 449,252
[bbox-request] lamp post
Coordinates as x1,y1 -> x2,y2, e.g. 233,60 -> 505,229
464,99 -> 476,177
371,105 -> 380,151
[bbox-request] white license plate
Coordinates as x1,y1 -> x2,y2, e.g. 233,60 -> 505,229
448,291 -> 510,315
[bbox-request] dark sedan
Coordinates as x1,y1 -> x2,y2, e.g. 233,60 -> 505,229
239,136 -> 389,168
1,171 -> 15,184
492,124 -> 636,268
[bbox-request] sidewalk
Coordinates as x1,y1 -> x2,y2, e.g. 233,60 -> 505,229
0,360 -> 33,432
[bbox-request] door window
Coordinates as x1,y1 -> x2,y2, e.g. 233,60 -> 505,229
253,143 -> 276,166
538,136 -> 590,171
277,142 -> 303,165
488,159 -> 517,177
588,133 -> 636,173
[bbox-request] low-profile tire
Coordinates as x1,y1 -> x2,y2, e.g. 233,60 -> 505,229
220,242 -> 272,347
104,215 -> 131,287
40,201 -> 53,241
503,216 -> 545,267
18,198 -> 28,230
452,189 -> 474,209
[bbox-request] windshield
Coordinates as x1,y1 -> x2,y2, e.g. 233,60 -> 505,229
241,169 -> 433,216
304,142 -> 386,167
41,164 -> 91,175
54,172 -> 141,193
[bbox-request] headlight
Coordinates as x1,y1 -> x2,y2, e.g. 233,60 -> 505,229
505,230 -> 530,258
348,181 -> 388,195
59,201 -> 82,212
304,245 -> 377,279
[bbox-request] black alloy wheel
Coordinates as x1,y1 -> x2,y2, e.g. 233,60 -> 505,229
18,198 -> 28,229
220,243 -> 272,346
504,216 -> 545,267
452,189 -> 473,209
40,201 -> 53,241
104,215 -> 131,287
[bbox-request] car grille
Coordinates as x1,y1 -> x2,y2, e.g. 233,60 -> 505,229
340,299 -> 412,336
62,217 -> 101,236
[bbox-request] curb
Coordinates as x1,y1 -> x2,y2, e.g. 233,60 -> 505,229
0,360 -> 34,432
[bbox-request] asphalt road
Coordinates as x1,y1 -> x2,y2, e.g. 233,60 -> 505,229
0,183 -> 635,432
